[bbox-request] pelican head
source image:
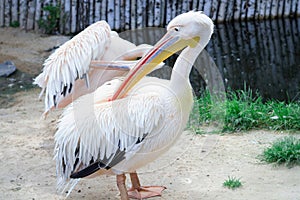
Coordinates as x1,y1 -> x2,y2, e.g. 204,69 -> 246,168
166,11 -> 214,47
112,11 -> 214,100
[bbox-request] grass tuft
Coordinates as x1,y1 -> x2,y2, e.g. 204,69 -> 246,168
10,21 -> 20,28
195,89 -> 300,132
261,136 -> 300,166
223,89 -> 266,131
223,176 -> 242,189
38,4 -> 61,34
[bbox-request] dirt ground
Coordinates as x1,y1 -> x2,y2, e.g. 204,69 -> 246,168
0,28 -> 300,200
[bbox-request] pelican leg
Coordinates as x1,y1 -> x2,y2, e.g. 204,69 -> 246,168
117,174 -> 129,200
128,172 -> 166,199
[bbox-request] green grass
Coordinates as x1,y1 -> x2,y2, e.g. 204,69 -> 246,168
38,4 -> 61,34
261,136 -> 300,166
194,89 -> 300,132
10,21 -> 20,28
223,176 -> 242,189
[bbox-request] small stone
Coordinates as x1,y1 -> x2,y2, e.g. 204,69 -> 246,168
12,187 -> 22,192
0,61 -> 16,77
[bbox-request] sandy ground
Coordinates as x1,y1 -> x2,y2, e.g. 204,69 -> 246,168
0,28 -> 300,200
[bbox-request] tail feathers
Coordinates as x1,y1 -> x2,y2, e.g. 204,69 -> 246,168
33,72 -> 45,87
33,72 -> 47,100
70,161 -> 111,179
57,178 -> 80,198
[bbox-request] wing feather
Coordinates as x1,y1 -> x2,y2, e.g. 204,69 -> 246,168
34,21 -> 111,113
54,80 -> 165,189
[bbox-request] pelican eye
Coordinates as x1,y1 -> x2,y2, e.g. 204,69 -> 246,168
174,27 -> 180,32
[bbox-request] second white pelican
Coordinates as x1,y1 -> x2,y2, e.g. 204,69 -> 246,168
34,20 -> 157,116
54,11 -> 214,199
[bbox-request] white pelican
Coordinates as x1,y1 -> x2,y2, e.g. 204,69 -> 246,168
54,11 -> 213,199
34,20 -> 158,116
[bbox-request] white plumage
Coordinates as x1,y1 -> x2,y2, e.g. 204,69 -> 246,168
42,11 -> 214,200
34,21 -> 153,115
35,21 -> 111,112
54,76 -> 192,183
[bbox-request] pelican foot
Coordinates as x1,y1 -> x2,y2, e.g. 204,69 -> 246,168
128,186 -> 166,199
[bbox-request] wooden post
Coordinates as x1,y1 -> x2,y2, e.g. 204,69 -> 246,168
176,0 -> 182,15
11,0 -> 19,25
160,0 -> 165,26
277,0 -> 284,18
297,0 -> 300,17
270,0 -> 277,19
124,0 -> 130,29
76,1 -> 82,31
203,0 -> 211,18
233,0 -> 241,21
153,0 -> 161,27
115,0 -> 121,30
182,0 -> 189,13
100,0 -> 107,21
136,0 -> 145,28
107,0 -> 114,29
27,0 -> 36,30
211,0 -> 218,21
0,0 -> 4,27
63,0 -> 71,34
240,0 -> 247,21
79,1 -> 86,31
119,0 -> 125,30
141,0 -> 147,27
192,0 -> 199,10
246,0 -> 256,20
84,0 -> 88,28
264,0 -> 272,19
257,0 -> 264,20
89,0 -> 95,24
95,0 -> 100,22
4,0 -> 11,27
147,0 -> 154,27
171,0 -> 177,20
216,0 -> 226,22
34,0 -> 41,31
19,0 -> 27,29
253,0 -> 259,19
284,0 -> 291,17
70,0 -> 77,33
165,0 -> 172,25
59,0 -> 65,34
290,0 -> 297,18
131,0 -> 136,29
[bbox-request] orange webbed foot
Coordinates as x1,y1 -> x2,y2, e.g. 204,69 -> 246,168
128,186 -> 166,199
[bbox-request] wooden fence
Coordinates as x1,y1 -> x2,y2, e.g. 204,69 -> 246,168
0,0 -> 300,34
117,17 -> 300,101
207,18 -> 300,101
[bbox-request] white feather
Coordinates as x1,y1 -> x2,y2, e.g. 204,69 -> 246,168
34,21 -> 111,112
54,76 -> 193,192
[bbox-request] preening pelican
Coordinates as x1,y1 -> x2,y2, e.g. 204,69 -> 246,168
34,20 -> 158,115
54,11 -> 213,199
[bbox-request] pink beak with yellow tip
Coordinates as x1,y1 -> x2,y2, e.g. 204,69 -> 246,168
111,29 -> 200,100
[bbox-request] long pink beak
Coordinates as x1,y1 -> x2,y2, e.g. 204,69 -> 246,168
111,29 -> 199,100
